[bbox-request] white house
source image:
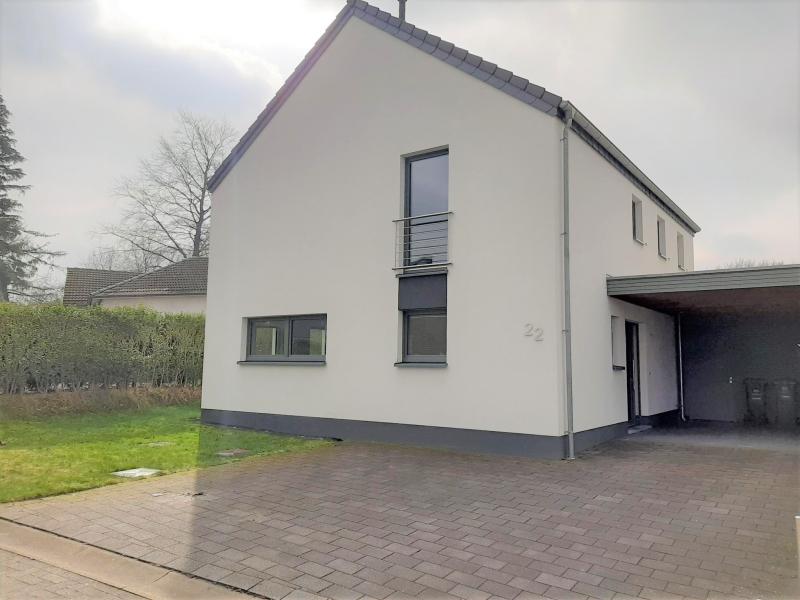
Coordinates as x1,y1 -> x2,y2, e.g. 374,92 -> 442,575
201,0 -> 799,458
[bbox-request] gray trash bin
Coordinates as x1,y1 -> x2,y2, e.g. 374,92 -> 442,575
744,378 -> 768,424
770,379 -> 797,428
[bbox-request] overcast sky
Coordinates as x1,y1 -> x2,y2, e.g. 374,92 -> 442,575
1,0 -> 798,280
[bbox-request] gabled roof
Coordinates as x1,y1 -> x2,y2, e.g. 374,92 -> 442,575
63,268 -> 140,307
209,0 -> 700,234
92,257 -> 208,299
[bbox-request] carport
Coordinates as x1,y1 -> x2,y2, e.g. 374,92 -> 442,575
608,265 -> 800,428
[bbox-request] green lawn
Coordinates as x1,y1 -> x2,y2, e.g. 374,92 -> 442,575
0,403 -> 331,503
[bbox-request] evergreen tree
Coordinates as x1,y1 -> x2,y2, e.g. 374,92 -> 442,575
0,94 -> 61,301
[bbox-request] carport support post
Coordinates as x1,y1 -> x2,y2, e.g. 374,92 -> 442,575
677,312 -> 687,422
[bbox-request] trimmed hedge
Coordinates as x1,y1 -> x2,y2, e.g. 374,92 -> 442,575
0,304 -> 204,394
0,387 -> 201,419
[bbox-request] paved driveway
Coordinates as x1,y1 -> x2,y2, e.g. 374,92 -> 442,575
1,434 -> 797,600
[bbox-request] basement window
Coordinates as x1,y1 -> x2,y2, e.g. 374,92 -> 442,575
632,197 -> 644,243
245,315 -> 326,362
657,217 -> 667,258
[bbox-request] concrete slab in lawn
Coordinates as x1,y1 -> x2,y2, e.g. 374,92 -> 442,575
215,448 -> 249,457
113,468 -> 161,478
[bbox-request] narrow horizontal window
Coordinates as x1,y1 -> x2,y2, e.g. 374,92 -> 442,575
246,315 -> 326,362
402,309 -> 446,363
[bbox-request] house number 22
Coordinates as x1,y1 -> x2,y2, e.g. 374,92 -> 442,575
524,324 -> 544,341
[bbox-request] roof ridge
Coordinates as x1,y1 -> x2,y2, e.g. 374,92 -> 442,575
91,258 -> 184,296
66,267 -> 139,274
91,256 -> 208,299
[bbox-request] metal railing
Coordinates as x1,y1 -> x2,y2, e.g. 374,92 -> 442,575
393,211 -> 452,271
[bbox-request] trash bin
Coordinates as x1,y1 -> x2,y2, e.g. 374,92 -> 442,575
744,378 -> 768,424
769,379 -> 797,428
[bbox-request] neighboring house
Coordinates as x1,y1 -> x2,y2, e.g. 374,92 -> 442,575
201,0 -> 799,458
63,268 -> 139,307
91,257 -> 208,314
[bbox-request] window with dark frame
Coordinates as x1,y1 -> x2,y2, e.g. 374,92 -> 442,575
657,216 -> 667,258
246,315 -> 326,362
402,309 -> 446,363
632,197 -> 643,243
404,150 -> 449,267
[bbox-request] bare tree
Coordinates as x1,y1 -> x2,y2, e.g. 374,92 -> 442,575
721,258 -> 785,269
83,245 -> 157,272
103,112 -> 237,266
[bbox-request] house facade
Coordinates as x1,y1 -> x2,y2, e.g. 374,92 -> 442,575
201,1 -> 798,458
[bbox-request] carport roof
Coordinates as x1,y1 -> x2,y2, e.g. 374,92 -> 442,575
607,264 -> 800,314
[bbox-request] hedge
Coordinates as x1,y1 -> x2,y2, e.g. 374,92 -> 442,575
0,304 -> 204,394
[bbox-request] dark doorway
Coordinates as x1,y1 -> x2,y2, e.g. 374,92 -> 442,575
625,321 -> 641,425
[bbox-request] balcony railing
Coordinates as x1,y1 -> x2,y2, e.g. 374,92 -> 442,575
393,211 -> 452,272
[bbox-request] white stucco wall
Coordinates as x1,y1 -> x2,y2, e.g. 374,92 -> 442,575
98,295 -> 206,314
568,132 -> 693,430
203,16 -> 567,437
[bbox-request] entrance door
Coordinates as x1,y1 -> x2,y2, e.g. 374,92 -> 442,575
625,321 -> 641,425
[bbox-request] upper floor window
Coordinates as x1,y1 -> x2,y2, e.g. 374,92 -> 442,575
657,217 -> 667,258
677,233 -> 686,269
632,197 -> 643,243
402,150 -> 449,268
246,314 -> 326,362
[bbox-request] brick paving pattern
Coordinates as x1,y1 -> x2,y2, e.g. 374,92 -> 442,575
0,436 -> 797,600
0,549 -> 142,599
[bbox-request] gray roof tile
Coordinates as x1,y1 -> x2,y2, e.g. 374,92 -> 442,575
450,47 -> 468,61
477,60 -> 497,75
432,47 -> 451,60
525,82 -> 545,98
493,67 -> 512,83
92,257 -> 208,299
464,53 -> 482,67
509,75 -> 528,90
438,40 -> 454,54
63,268 -> 140,307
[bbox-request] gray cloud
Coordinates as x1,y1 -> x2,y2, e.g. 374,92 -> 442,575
1,0 -> 797,278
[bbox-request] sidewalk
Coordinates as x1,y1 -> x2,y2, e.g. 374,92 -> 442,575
0,548 -> 142,599
0,520 -> 251,600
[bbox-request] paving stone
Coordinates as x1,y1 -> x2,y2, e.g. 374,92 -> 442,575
250,578 -> 296,599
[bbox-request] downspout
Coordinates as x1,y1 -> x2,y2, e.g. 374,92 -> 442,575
677,312 -> 687,421
561,103 -> 576,460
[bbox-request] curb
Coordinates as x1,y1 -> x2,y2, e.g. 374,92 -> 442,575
0,520 -> 251,599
